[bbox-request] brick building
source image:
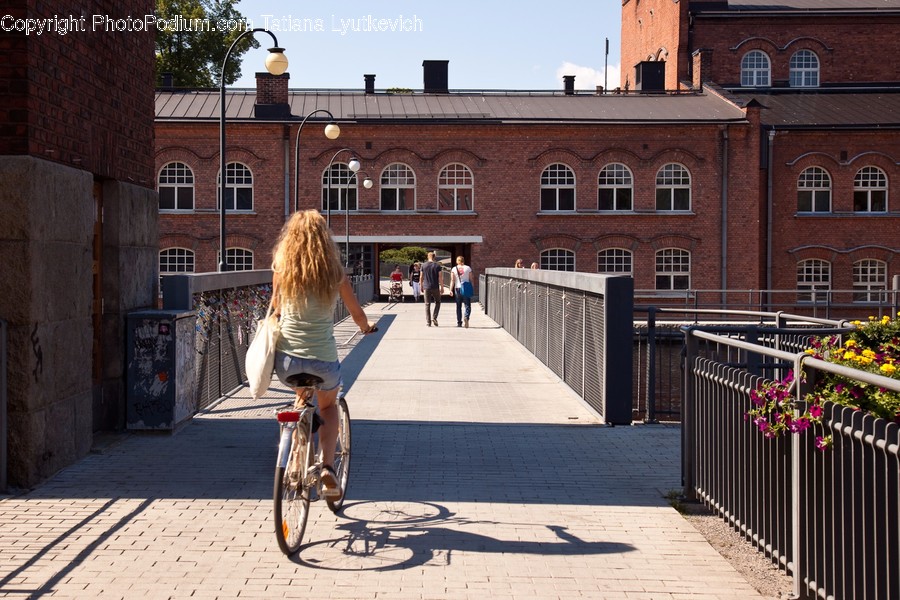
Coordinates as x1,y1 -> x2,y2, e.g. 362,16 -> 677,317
155,0 -> 899,306
1,0 -> 158,487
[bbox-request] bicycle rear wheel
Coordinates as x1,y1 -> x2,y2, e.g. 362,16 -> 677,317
327,396 -> 351,513
274,423 -> 312,555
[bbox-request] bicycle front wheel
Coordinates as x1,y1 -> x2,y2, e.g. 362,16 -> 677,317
327,396 -> 351,513
274,424 -> 312,555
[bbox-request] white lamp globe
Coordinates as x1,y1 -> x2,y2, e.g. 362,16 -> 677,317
348,158 -> 361,172
324,123 -> 341,140
265,49 -> 288,76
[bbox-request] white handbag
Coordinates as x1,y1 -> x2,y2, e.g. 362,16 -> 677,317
246,303 -> 280,400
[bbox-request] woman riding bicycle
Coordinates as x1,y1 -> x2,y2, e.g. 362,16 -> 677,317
270,210 -> 377,499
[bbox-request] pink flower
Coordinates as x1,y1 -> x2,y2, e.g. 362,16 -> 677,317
808,404 -> 823,418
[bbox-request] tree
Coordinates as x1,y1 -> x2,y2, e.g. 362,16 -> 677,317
379,247 -> 429,265
155,0 -> 257,87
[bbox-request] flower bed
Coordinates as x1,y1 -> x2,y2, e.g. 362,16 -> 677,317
748,313 -> 900,449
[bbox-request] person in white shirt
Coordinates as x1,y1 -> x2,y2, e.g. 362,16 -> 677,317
449,255 -> 474,328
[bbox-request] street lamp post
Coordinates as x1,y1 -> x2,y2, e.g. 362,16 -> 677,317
220,28 -> 288,272
325,148 -> 361,228
346,171 -> 373,268
294,110 -> 341,214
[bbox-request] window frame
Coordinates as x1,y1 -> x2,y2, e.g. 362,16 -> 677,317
540,163 -> 576,212
853,166 -> 888,213
597,163 -> 634,211
796,259 -> 831,303
655,163 -> 691,212
540,248 -> 575,271
655,248 -> 691,290
224,248 -> 254,271
158,162 -> 195,211
852,259 -> 888,303
322,162 -> 359,213
218,162 -> 254,212
789,49 -> 820,88
797,167 -> 832,213
741,50 -> 771,87
597,248 -> 633,276
380,163 -> 416,211
159,247 -> 195,273
438,163 -> 475,211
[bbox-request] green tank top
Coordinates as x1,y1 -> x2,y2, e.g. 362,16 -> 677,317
275,294 -> 338,362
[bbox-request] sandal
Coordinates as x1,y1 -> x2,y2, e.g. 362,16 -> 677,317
320,465 -> 343,499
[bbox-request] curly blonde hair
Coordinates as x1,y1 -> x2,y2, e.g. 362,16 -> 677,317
272,210 -> 344,306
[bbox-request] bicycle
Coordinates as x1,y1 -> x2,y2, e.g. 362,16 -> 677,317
273,373 -> 351,555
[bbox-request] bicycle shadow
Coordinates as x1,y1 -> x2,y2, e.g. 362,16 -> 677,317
291,500 -> 635,571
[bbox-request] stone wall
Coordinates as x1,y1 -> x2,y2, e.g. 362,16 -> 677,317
0,157 -> 157,488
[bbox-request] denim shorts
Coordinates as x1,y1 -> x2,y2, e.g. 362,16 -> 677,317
274,351 -> 342,392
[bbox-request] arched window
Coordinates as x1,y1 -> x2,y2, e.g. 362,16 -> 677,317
797,167 -> 831,212
540,248 -> 575,271
322,163 -> 359,212
438,163 -> 474,211
225,248 -> 254,271
218,162 -> 253,211
158,162 -> 194,211
540,164 -> 576,211
598,163 -> 633,211
159,248 -> 195,273
853,166 -> 888,213
789,50 -> 819,88
597,248 -> 633,276
741,50 -> 771,87
380,163 -> 415,211
655,164 -> 691,211
655,249 -> 690,290
797,259 -> 830,303
853,259 -> 887,303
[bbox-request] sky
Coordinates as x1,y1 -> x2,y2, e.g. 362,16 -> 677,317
231,0 -> 622,92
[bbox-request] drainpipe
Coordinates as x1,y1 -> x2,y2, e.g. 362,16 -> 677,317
720,126 -> 729,306
766,129 -> 775,308
283,125 -> 291,220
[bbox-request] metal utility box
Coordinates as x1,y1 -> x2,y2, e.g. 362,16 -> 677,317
126,310 -> 196,431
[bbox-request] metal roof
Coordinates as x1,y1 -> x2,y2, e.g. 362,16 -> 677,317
155,89 -> 749,124
702,0 -> 900,11
730,90 -> 900,128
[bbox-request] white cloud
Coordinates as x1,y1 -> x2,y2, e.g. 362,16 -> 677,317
555,61 -> 622,91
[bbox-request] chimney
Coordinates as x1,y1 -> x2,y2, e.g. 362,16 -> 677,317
161,72 -> 174,88
255,72 -> 291,118
423,60 -> 449,93
634,61 -> 665,93
692,49 -> 712,91
563,75 -> 575,95
364,74 -> 376,94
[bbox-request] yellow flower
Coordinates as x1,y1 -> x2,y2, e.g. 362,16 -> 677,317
843,351 -> 856,360
880,363 -> 897,375
882,316 -> 891,325
869,316 -> 876,321
862,349 -> 877,358
845,340 -> 858,347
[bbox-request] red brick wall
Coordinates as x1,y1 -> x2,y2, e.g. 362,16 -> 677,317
620,0 -> 687,90
156,115 -> 765,290
690,14 -> 900,86
0,0 -> 155,184
768,129 -> 900,291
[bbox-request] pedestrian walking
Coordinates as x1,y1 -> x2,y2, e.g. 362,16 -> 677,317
450,255 -> 474,328
409,262 -> 422,302
420,251 -> 443,326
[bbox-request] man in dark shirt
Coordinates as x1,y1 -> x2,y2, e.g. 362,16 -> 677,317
420,252 -> 443,326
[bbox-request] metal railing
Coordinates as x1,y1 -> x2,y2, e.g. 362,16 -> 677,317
481,268 -> 633,424
682,321 -> 900,600
634,288 -> 900,321
160,271 -> 376,410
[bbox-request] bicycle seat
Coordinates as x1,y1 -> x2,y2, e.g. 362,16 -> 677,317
284,373 -> 324,389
